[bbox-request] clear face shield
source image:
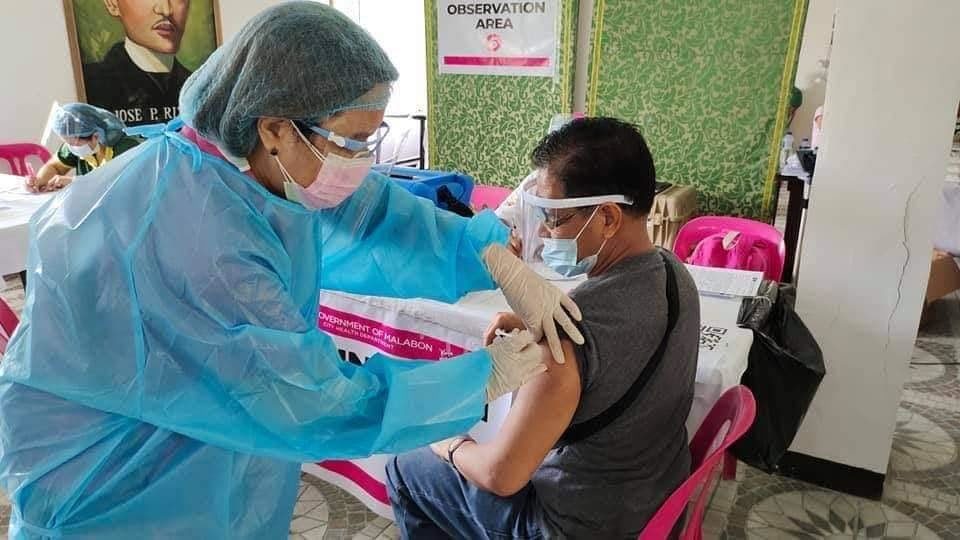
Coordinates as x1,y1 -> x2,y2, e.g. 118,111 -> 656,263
518,174 -> 633,280
53,106 -> 101,156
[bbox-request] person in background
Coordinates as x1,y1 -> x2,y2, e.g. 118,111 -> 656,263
386,118 -> 701,539
0,4 -> 583,539
25,103 -> 140,192
83,0 -> 192,117
811,105 -> 824,149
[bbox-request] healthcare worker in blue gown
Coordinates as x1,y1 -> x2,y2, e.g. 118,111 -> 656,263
0,3 -> 585,539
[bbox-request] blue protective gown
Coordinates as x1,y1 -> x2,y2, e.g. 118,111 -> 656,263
0,129 -> 508,539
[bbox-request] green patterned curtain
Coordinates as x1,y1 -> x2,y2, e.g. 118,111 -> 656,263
587,0 -> 807,219
424,0 -> 579,187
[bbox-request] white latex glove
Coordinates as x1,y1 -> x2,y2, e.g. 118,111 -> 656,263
485,330 -> 546,402
483,244 -> 584,364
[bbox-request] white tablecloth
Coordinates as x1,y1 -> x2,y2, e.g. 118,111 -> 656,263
0,174 -> 54,276
306,281 -> 753,518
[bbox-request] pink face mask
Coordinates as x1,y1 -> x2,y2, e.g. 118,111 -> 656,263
275,122 -> 374,210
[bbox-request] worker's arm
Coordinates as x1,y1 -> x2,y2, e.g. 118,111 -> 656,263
434,339 -> 581,496
318,171 -> 508,303
26,243 -> 493,462
26,157 -> 72,192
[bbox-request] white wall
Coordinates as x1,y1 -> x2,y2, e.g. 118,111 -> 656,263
0,2 -> 78,146
791,0 -> 837,141
792,0 -> 960,474
334,0 -> 428,165
218,0 -> 283,40
0,0 -> 280,147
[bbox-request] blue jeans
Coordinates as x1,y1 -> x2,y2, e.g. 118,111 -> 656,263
385,448 -> 546,540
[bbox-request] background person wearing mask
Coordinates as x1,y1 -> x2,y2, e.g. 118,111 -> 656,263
0,3 -> 582,539
387,118 -> 700,539
25,103 -> 141,192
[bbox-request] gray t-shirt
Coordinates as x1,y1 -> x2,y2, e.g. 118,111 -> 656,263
532,249 -> 700,539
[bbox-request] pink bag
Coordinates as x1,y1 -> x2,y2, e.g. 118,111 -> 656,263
687,231 -> 776,278
674,216 -> 786,281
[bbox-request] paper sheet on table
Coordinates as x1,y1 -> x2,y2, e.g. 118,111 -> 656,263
0,180 -> 33,196
685,265 -> 763,297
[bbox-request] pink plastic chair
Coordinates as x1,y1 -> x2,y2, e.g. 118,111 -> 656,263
0,143 -> 51,176
470,185 -> 512,211
673,216 -> 786,281
0,297 -> 19,356
638,386 -> 756,540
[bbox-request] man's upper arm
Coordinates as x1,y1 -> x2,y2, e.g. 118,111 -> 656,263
486,339 -> 582,491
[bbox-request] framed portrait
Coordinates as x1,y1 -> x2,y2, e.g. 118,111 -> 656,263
62,0 -> 222,126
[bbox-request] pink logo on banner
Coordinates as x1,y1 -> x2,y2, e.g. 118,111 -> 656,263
318,305 -> 469,360
486,34 -> 502,52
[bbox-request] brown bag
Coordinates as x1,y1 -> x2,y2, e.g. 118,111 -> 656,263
647,184 -> 698,249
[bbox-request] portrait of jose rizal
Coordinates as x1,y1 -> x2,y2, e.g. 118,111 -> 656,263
64,0 -> 221,126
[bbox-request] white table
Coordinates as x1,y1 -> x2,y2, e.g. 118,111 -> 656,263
0,174 -> 54,276
306,281 -> 753,518
320,285 -> 751,435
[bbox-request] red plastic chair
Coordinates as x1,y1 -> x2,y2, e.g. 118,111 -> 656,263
638,386 -> 756,540
0,143 -> 51,176
0,297 -> 19,355
673,216 -> 786,281
470,185 -> 512,211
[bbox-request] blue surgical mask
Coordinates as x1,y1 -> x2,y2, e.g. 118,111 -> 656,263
540,207 -> 608,277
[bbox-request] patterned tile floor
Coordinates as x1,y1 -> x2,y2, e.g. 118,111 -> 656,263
706,291 -> 960,540
2,272 -> 959,539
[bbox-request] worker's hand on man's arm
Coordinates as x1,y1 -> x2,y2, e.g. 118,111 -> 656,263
483,311 -> 526,346
483,244 -> 584,364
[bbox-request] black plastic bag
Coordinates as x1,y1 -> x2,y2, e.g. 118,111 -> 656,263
797,148 -> 817,175
733,283 -> 825,472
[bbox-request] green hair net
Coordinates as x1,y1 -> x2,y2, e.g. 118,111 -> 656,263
53,103 -> 127,146
179,1 -> 398,158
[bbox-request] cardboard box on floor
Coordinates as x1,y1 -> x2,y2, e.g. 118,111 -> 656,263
926,250 -> 960,305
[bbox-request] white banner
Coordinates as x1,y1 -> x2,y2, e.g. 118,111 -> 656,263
436,1 -> 559,77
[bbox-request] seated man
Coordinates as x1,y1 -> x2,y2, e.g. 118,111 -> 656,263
385,117 -> 700,539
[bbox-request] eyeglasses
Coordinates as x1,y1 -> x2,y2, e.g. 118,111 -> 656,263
306,122 -> 391,157
538,206 -> 595,230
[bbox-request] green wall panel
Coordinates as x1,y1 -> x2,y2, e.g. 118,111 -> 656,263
425,0 -> 578,187
587,0 -> 807,219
